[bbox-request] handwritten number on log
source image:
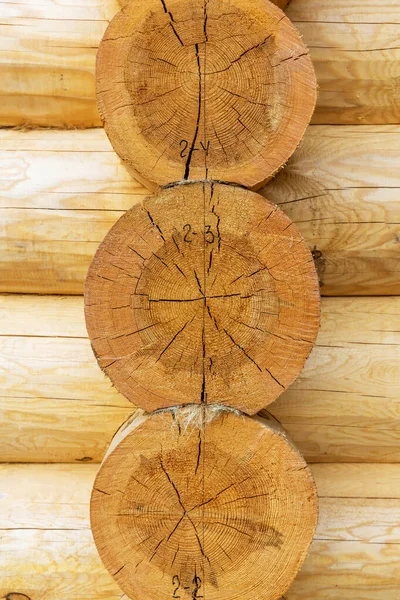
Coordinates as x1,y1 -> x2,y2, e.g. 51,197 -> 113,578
180,140 -> 189,158
204,225 -> 214,244
192,575 -> 203,599
172,575 -> 181,598
183,224 -> 215,244
200,141 -> 210,155
183,223 -> 194,242
180,140 -> 210,158
171,574 -> 203,598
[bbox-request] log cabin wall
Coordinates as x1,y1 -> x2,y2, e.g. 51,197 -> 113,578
0,0 -> 399,598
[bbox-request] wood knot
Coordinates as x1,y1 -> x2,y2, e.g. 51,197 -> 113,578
312,246 -> 326,286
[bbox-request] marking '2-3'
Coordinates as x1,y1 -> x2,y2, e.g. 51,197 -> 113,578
183,224 -> 215,244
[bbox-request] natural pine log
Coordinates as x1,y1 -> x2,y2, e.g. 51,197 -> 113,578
293,21 -> 400,125
1,126 -> 399,296
0,129 -> 146,295
265,125 -> 400,295
289,0 -> 400,126
1,0 -> 397,127
0,530 -> 120,600
286,0 -> 400,23
1,294 -> 400,464
91,410 -> 317,600
96,0 -> 316,189
0,463 -> 399,599
85,182 -> 319,413
0,0 -> 119,128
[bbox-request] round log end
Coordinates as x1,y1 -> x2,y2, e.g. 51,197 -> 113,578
91,408 -> 318,600
96,0 -> 316,189
85,182 -> 320,414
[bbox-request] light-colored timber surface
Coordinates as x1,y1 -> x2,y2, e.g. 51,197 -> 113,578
286,0 -> 400,22
1,294 -> 400,464
0,0 -> 398,126
1,126 -> 400,296
0,462 -> 399,599
0,0 -> 398,596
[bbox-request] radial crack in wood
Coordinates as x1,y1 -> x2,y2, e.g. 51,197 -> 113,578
84,182 -> 320,414
96,0 -> 316,189
90,409 -> 318,600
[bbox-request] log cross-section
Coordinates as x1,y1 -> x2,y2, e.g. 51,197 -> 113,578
91,409 -> 318,600
96,0 -> 316,189
84,182 -> 320,414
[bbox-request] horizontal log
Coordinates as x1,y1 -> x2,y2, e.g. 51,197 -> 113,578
0,129 -> 146,294
293,21 -> 400,125
0,0 -> 397,126
1,294 -> 400,463
0,463 -> 399,599
287,0 -> 400,125
1,126 -> 400,295
286,0 -> 400,23
0,0 -> 119,128
264,125 -> 400,295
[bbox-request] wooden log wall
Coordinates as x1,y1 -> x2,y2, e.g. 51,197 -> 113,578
1,126 -> 400,296
1,293 -> 399,464
1,0 -> 399,127
1,0 -> 399,598
1,463 -> 399,599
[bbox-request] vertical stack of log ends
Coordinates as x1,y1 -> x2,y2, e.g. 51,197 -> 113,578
85,1 -> 320,599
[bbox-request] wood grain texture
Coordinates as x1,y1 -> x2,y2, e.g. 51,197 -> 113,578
0,129 -> 146,294
90,411 -> 317,600
1,0 -> 397,126
286,1 -> 400,123
1,294 -> 400,463
1,126 -> 400,296
85,182 -> 319,414
0,463 -> 398,599
96,0 -> 316,190
0,0 -> 119,127
287,0 -> 400,23
295,21 -> 400,125
264,125 -> 400,295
